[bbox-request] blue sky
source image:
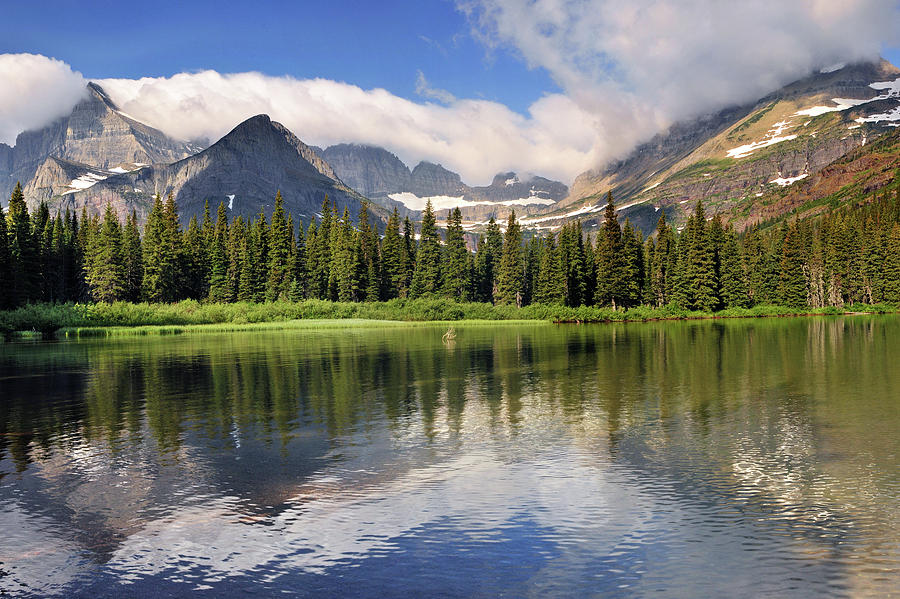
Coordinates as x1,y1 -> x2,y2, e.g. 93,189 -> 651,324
2,1 -> 900,184
0,0 -> 558,115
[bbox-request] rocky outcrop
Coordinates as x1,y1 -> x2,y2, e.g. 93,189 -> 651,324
561,59 -> 900,233
322,144 -> 411,198
1,82 -> 197,205
64,115 -> 376,225
408,162 -> 466,197
318,144 -> 568,222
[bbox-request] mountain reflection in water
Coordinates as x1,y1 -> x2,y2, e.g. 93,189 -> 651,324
1,318 -> 898,597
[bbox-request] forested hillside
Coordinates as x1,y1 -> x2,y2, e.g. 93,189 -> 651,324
2,173 -> 900,314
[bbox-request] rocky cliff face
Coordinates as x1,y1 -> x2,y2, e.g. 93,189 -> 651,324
1,82 -> 198,206
407,162 -> 466,197
560,59 -> 900,233
61,115 -> 375,225
318,144 -> 568,222
322,144 -> 411,198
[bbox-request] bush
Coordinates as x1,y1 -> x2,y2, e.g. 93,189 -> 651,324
0,299 -> 897,340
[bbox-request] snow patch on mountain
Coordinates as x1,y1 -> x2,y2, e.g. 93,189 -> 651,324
770,173 -> 808,186
726,120 -> 797,158
855,105 -> 900,124
794,98 -> 868,117
388,191 -> 554,212
62,172 -> 108,195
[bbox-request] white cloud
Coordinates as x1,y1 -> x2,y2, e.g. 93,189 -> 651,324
0,54 -> 86,145
459,0 -> 900,170
415,70 -> 457,104
93,69 -> 598,184
3,0 -> 900,188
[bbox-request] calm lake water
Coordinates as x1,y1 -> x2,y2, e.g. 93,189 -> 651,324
1,317 -> 898,597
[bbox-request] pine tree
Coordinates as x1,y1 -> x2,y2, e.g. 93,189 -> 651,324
243,211 -> 269,302
779,222 -> 808,308
122,211 -> 143,302
304,220 -> 320,298
289,218 -> 309,300
329,207 -> 359,302
410,199 -> 442,298
621,219 -> 643,308
227,216 -> 247,301
85,204 -> 125,302
163,192 -> 185,300
558,222 -> 587,307
535,234 -> 566,305
884,223 -> 900,304
401,216 -> 415,297
46,215 -> 66,303
496,211 -> 524,306
6,182 -> 38,305
594,193 -> 625,308
441,207 -> 468,300
142,194 -> 181,302
381,208 -> 404,300
864,216 -> 887,303
310,198 -> 333,299
201,200 -> 214,249
0,202 -> 11,309
357,202 -> 381,302
523,235 -> 540,305
208,202 -> 230,302
650,213 -> 675,306
63,210 -> 82,302
718,226 -> 747,308
708,213 -> 726,309
33,202 -> 54,302
266,191 -> 292,300
183,215 -> 207,299
684,201 -> 717,311
472,217 -> 503,303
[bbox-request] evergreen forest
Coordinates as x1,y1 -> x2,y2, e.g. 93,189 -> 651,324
2,179 -> 900,316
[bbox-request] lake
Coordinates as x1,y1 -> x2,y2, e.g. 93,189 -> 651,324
1,317 -> 898,597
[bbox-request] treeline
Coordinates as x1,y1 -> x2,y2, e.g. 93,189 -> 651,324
2,179 -> 900,312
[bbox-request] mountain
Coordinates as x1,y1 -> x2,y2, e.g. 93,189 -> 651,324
552,59 -> 900,233
321,144 -> 412,198
2,82 -> 199,205
725,124 -> 900,228
55,114 -> 374,224
318,143 -> 568,220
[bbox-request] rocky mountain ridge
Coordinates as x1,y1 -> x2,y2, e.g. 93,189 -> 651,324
318,143 -> 567,221
556,59 -> 900,233
48,114 -> 375,224
2,82 -> 199,206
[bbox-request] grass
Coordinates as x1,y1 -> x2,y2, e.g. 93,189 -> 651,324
1,299 -> 897,341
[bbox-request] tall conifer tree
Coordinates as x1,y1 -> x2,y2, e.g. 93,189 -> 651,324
208,202 -> 230,302
496,211 -> 524,306
594,193 -> 625,308
7,182 -> 38,305
266,191 -> 292,300
122,210 -> 144,302
85,204 -> 125,302
410,200 -> 442,298
381,208 -> 404,300
0,202 -> 11,309
442,207 -> 468,300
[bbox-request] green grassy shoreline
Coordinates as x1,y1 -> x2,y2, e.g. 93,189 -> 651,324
0,298 -> 896,341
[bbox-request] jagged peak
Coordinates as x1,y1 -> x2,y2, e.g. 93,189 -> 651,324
85,82 -> 119,110
208,114 -> 338,182
411,160 -> 457,176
